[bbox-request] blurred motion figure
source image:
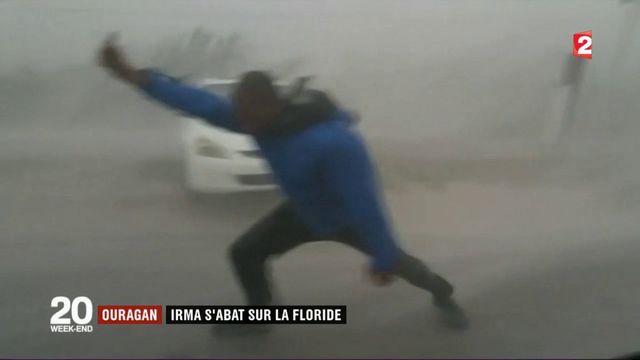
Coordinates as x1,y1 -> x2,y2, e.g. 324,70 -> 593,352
97,35 -> 469,336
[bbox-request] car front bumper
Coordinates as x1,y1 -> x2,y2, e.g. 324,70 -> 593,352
185,155 -> 276,193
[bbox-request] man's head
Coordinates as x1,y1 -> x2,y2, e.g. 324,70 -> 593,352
232,71 -> 283,132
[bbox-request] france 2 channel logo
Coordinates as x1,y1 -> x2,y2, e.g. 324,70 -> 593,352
573,30 -> 592,60
50,296 -> 94,333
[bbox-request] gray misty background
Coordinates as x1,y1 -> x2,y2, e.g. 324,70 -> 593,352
1,0 -> 639,358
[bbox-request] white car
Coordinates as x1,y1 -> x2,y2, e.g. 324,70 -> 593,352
182,79 -> 285,193
183,77 -> 360,193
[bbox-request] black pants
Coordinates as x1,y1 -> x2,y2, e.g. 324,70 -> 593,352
229,202 -> 453,305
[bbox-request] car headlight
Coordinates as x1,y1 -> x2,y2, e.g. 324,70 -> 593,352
195,138 -> 227,158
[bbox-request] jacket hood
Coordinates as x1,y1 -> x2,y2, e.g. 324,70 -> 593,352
254,89 -> 347,138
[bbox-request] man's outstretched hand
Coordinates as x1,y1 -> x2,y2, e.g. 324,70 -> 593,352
97,34 -> 147,86
368,267 -> 396,287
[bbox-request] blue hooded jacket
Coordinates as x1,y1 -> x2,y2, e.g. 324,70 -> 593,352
141,71 -> 400,272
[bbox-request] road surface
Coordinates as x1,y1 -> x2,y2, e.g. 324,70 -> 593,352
1,120 -> 639,358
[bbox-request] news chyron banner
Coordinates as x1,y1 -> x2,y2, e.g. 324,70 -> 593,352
49,296 -> 346,333
166,306 -> 346,324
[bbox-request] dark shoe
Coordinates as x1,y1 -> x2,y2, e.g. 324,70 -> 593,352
212,323 -> 272,338
433,296 -> 470,330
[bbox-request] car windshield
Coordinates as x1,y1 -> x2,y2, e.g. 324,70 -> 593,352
204,83 -> 235,98
203,82 -> 289,99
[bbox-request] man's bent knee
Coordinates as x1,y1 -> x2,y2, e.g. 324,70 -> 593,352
229,240 -> 250,266
229,234 -> 266,267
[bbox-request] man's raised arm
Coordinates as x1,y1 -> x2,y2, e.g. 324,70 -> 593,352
97,35 -> 236,131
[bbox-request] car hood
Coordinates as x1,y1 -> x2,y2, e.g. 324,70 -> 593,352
183,118 -> 257,151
